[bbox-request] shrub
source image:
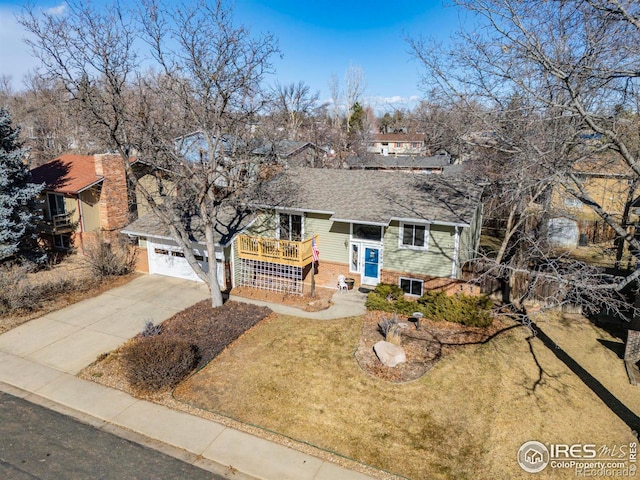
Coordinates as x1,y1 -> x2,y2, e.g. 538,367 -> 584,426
365,283 -> 414,314
121,336 -> 199,391
372,283 -> 404,301
366,283 -> 493,327
0,261 -> 95,315
83,234 -> 137,277
418,291 -> 493,327
140,321 -> 162,337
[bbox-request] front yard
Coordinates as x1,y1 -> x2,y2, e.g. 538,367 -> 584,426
79,292 -> 639,480
171,312 -> 636,479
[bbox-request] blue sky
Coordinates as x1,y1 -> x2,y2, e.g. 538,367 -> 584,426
0,0 -> 460,112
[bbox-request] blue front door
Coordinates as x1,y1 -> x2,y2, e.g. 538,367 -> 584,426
362,247 -> 380,285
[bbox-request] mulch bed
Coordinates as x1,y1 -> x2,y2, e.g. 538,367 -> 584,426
355,311 -> 508,383
160,300 -> 273,369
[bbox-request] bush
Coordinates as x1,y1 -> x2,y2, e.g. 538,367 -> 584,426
83,234 -> 137,277
0,261 -> 95,315
418,291 -> 493,327
121,335 -> 199,391
140,321 -> 162,337
365,283 -> 414,314
366,283 -> 493,327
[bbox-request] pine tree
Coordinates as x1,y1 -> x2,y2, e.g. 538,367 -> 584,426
0,107 -> 45,263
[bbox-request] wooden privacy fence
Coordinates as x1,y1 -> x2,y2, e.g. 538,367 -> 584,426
463,260 -> 584,312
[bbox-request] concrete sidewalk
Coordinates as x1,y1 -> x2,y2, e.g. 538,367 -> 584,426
229,286 -> 369,320
0,275 -> 375,480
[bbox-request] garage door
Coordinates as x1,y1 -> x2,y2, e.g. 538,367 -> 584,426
147,238 -> 224,286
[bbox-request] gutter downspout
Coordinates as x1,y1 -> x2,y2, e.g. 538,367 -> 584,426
77,196 -> 85,252
451,226 -> 460,279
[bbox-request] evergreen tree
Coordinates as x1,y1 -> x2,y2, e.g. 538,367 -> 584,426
0,107 -> 45,263
348,102 -> 365,133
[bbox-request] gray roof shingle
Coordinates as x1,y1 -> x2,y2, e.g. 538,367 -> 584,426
257,167 -> 482,227
123,168 -> 483,243
122,207 -> 255,246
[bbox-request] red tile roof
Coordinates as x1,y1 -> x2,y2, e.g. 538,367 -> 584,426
30,154 -> 103,195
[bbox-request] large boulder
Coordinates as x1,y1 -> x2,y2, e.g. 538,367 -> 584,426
374,341 -> 406,367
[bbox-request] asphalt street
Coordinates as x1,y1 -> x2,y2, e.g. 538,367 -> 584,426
0,392 -> 223,480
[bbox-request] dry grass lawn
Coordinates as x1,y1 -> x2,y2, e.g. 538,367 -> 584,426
174,313 -> 638,480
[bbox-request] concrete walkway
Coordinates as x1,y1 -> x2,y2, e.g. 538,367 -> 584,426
229,286 -> 369,319
0,275 -> 375,480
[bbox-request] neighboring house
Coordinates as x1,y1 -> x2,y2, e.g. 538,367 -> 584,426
548,156 -> 635,245
30,154 -> 133,250
123,167 -> 483,296
367,133 -> 425,156
252,140 -> 328,167
346,151 -> 457,173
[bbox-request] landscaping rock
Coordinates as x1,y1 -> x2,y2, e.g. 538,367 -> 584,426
373,341 -> 407,367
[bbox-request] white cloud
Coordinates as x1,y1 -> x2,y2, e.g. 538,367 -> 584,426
45,4 -> 67,16
368,95 -> 421,110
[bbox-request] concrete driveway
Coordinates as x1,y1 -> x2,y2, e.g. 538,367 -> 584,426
0,275 -> 209,374
0,274 -> 376,480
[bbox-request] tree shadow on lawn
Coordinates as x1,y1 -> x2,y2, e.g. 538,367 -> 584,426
597,338 -> 626,360
530,320 -> 640,433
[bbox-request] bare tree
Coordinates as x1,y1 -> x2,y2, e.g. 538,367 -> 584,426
410,0 -> 640,318
344,63 -> 366,134
21,0 -> 279,307
269,81 -> 320,140
324,65 -> 368,165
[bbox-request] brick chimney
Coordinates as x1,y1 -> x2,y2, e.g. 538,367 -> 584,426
94,154 -> 130,232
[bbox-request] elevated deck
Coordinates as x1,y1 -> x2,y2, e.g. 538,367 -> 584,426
237,234 -> 316,267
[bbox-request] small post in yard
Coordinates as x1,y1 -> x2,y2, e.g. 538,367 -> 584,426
311,260 -> 316,297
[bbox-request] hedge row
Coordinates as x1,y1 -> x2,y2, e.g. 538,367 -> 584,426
365,283 -> 493,327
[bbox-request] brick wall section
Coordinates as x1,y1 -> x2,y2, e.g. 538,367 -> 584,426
301,260 -> 354,290
300,262 -> 479,294
380,270 -> 480,295
95,154 -> 130,232
134,247 -> 149,273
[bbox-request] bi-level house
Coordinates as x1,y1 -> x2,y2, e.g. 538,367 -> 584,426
123,167 -> 483,296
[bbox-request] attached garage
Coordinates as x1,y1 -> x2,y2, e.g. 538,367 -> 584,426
147,238 -> 209,283
122,214 -> 230,288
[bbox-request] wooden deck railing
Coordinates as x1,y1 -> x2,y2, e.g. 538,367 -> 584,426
237,235 -> 316,267
41,212 -> 74,234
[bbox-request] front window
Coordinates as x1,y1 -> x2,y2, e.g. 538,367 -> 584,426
353,224 -> 382,242
278,213 -> 303,241
48,193 -> 66,218
400,277 -> 423,296
400,222 -> 429,249
53,234 -> 71,250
